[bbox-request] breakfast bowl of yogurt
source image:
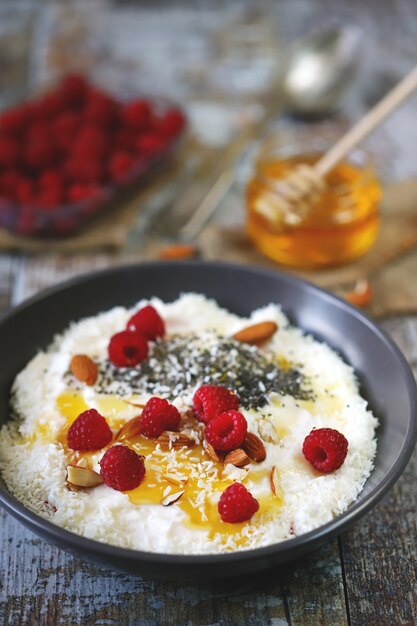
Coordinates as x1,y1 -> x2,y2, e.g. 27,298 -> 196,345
0,262 -> 415,579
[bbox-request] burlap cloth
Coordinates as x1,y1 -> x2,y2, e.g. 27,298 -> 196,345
0,177 -> 416,319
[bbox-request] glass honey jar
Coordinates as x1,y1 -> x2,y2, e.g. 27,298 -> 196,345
246,130 -> 382,269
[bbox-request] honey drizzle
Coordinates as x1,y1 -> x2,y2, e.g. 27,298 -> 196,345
52,392 -> 283,545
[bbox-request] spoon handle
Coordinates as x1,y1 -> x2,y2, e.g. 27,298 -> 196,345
315,65 -> 417,177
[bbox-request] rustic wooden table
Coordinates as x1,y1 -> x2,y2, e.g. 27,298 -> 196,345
1,1 -> 417,625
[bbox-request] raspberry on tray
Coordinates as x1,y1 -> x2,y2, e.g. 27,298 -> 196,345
0,73 -> 186,237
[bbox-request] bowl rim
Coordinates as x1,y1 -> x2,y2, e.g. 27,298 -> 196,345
0,259 -> 416,566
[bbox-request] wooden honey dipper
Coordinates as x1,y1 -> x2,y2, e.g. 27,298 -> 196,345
266,65 -> 417,225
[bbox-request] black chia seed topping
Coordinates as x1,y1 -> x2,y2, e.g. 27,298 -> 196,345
74,331 -> 313,409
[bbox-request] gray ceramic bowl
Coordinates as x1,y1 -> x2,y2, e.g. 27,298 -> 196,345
0,261 -> 415,579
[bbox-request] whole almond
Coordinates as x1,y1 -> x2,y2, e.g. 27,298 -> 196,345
70,354 -> 98,386
243,432 -> 266,462
116,415 -> 142,442
203,440 -> 223,463
224,448 -> 251,468
156,431 -> 196,451
159,243 -> 199,260
233,321 -> 278,345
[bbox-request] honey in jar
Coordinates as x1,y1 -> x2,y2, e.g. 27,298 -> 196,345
246,136 -> 382,269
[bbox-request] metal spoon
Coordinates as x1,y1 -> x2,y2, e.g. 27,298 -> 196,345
155,25 -> 363,246
283,25 -> 362,117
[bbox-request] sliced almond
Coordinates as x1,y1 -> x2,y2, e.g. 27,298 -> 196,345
66,465 -> 103,488
224,448 -> 251,468
164,473 -> 189,487
258,419 -> 280,444
156,431 -> 196,450
161,490 -> 185,506
233,321 -> 278,345
75,457 -> 89,469
243,432 -> 266,462
270,465 -> 284,502
203,440 -> 222,463
70,354 -> 98,386
116,415 -> 142,442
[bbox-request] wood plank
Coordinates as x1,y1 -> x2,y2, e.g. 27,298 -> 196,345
283,540 -> 348,626
341,317 -> 417,625
0,513 -> 289,626
0,507 -> 352,626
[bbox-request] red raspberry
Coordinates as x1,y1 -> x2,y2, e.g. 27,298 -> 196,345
72,128 -> 110,162
23,140 -> 55,171
115,129 -> 136,152
193,385 -> 239,425
67,408 -> 112,451
34,187 -> 63,211
77,124 -> 110,145
126,305 -> 165,340
157,108 -> 186,137
139,397 -> 181,438
39,169 -> 64,191
15,178 -> 35,205
0,170 -> 20,200
59,73 -> 89,107
26,122 -> 50,143
0,137 -> 19,167
100,445 -> 146,491
302,428 -> 348,473
0,105 -> 31,134
122,100 -> 152,131
71,138 -> 107,162
84,89 -> 120,127
64,157 -> 104,184
67,183 -> 102,204
36,92 -> 65,118
52,111 -> 80,149
218,483 -> 259,523
108,151 -> 136,182
205,410 -> 247,451
136,132 -> 167,156
108,330 -> 148,367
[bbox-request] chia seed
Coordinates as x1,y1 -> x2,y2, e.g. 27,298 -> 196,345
80,331 -> 313,409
